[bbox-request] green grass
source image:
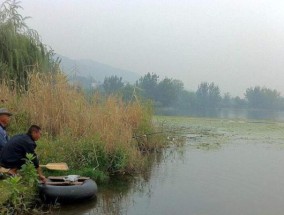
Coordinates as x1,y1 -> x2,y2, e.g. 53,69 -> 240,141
0,180 -> 11,203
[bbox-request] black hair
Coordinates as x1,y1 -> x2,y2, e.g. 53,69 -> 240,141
27,124 -> 41,136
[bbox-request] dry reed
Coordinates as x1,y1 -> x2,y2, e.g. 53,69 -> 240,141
0,72 -> 159,176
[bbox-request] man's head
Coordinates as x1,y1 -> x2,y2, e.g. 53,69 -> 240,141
27,125 -> 41,141
0,108 -> 12,127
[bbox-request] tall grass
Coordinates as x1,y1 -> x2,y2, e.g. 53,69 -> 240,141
0,72 -> 163,180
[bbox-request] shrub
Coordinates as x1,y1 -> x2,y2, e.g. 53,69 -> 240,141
0,154 -> 39,214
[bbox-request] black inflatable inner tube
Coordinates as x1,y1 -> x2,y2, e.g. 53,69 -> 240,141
38,179 -> 98,203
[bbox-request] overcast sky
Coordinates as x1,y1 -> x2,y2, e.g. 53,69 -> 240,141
18,0 -> 284,97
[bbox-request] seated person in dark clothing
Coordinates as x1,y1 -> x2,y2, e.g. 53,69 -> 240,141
0,125 -> 46,182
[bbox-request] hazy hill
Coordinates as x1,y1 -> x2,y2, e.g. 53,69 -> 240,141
57,55 -> 140,88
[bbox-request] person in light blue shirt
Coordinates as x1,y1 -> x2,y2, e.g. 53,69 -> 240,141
0,108 -> 12,153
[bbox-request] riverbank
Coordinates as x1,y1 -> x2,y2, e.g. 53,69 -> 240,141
0,73 -> 168,213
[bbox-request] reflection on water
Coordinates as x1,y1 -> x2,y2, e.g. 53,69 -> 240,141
57,143 -> 284,215
51,198 -> 97,215
90,149 -> 179,215
194,109 -> 284,121
218,109 -> 284,121
55,147 -> 184,215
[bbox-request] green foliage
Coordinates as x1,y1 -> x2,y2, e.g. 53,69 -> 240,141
245,86 -> 282,110
136,72 -> 159,100
121,83 -> 141,102
136,73 -> 184,107
20,153 -> 39,186
174,90 -> 197,114
107,149 -> 128,173
221,92 -> 232,108
4,176 -> 22,207
1,153 -> 39,214
72,141 -> 129,175
9,111 -> 30,134
81,168 -> 109,183
103,75 -> 124,95
0,0 -> 59,88
232,96 -> 247,108
157,78 -> 184,106
196,82 -> 221,109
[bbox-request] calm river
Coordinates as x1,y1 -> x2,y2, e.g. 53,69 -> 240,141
54,117 -> 284,215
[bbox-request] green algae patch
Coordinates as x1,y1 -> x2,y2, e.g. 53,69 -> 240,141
154,116 -> 284,149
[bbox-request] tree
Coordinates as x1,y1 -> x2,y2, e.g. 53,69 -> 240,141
174,90 -> 197,113
245,86 -> 281,110
0,0 -> 59,88
232,96 -> 247,108
157,78 -> 184,106
196,82 -> 221,109
136,73 -> 159,100
221,92 -> 232,108
120,83 -> 142,102
103,75 -> 124,95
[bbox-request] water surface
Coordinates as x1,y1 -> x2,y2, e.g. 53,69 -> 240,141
55,118 -> 284,215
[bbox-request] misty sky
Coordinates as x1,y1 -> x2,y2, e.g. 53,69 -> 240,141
19,0 -> 284,97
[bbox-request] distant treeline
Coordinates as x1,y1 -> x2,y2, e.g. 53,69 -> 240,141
92,73 -> 284,114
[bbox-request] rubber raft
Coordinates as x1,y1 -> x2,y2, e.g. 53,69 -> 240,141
38,175 -> 98,203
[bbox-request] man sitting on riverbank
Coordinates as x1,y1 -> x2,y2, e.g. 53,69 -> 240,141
0,125 -> 46,182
